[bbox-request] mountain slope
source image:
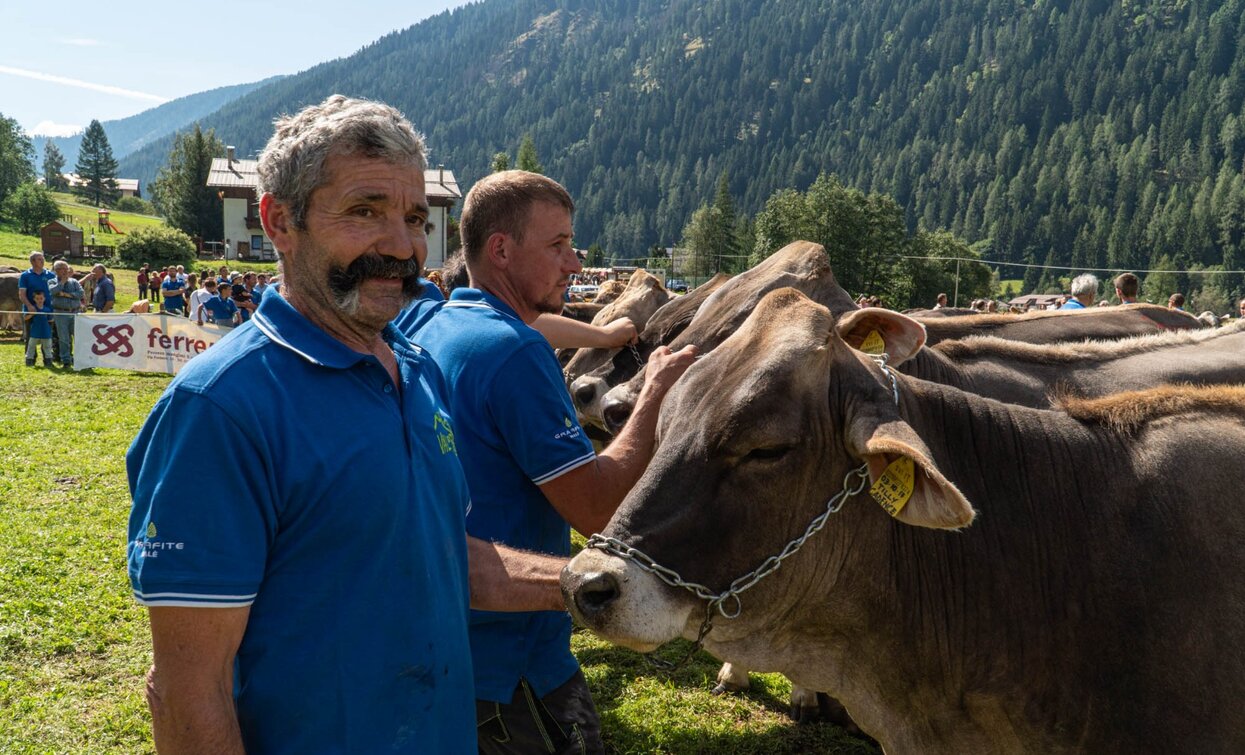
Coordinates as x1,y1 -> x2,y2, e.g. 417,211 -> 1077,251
115,0 -> 1245,292
34,76 -> 281,170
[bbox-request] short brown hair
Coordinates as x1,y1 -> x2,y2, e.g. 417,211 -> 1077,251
460,170 -> 574,267
1113,273 -> 1139,298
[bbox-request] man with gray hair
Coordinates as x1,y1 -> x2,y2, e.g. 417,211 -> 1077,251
49,260 -> 84,366
1062,273 -> 1098,310
127,95 -> 561,754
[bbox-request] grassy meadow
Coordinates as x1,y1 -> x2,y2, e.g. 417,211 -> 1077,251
0,272 -> 874,753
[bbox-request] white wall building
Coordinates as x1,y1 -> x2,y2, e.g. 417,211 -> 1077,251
207,147 -> 461,265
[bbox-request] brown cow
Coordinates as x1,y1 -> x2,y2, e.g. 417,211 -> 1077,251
564,288 -> 1245,753
918,303 -> 1201,346
0,273 -> 21,331
840,309 -> 1245,409
570,273 -> 730,431
598,241 -> 858,433
561,270 -> 670,385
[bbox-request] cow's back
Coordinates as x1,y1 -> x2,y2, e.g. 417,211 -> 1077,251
921,304 -> 1200,345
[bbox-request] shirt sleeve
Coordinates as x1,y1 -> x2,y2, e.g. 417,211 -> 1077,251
126,388 -> 276,607
486,341 -> 595,485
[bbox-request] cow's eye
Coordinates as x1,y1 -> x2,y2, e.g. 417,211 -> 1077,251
744,445 -> 793,463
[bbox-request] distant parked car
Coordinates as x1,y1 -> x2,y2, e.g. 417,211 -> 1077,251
667,278 -> 689,294
568,284 -> 600,302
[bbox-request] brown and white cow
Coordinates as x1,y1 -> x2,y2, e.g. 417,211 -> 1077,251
564,288 -> 1245,753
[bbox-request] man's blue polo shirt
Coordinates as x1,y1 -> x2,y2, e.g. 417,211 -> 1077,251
127,292 -> 476,753
1062,299 -> 1086,310
407,288 -> 595,703
161,278 -> 185,310
19,267 -> 54,310
393,278 -> 446,335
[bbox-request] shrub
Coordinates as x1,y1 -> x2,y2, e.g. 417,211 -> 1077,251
117,225 -> 196,269
114,196 -> 157,215
3,182 -> 61,235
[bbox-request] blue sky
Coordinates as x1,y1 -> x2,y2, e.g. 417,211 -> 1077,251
1,0 -> 472,136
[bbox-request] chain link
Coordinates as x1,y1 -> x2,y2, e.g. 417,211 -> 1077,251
583,354 -> 901,671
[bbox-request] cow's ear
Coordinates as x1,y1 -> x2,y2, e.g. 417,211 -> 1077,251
847,416 -> 975,530
836,308 -> 927,366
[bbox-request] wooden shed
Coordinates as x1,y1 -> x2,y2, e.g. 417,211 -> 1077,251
41,220 -> 83,256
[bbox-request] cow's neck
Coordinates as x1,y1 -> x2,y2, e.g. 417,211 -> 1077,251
811,374 -> 1129,751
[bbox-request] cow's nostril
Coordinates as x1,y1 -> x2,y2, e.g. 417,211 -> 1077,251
575,571 -> 620,616
572,381 -> 597,409
601,399 -> 633,435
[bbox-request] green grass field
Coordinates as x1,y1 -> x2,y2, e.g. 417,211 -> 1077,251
0,269 -> 875,753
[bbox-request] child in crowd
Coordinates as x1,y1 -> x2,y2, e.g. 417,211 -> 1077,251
24,290 -> 54,367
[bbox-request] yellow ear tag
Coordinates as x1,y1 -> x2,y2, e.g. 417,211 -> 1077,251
871,456 -> 915,516
860,329 -> 886,355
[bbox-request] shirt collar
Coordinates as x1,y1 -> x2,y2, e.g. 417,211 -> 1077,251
253,290 -> 414,369
446,287 -> 525,323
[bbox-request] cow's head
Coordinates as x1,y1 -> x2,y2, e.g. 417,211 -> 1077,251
563,270 -> 671,388
599,241 -> 858,435
563,290 -> 973,654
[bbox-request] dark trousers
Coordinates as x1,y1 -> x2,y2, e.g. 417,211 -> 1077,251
477,670 -> 603,755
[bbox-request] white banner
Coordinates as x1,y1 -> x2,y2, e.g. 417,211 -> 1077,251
73,313 -> 233,375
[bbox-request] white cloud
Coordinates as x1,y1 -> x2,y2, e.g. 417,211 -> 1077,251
58,38 -> 102,47
29,121 -> 83,137
0,65 -> 167,103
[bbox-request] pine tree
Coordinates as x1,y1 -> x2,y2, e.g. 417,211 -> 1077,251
42,142 -> 66,191
150,124 -> 224,240
74,120 -> 119,207
490,152 -> 511,173
516,134 -> 543,174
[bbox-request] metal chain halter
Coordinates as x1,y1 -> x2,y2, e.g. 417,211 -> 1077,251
584,352 -> 901,671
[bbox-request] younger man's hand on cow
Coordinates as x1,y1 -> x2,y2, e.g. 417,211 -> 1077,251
639,344 -> 698,401
601,317 -> 639,348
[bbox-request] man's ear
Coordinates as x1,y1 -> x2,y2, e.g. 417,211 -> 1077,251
484,232 -> 511,270
836,308 -> 927,367
259,194 -> 294,255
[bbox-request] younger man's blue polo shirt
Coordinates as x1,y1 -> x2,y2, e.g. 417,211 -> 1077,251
127,293 -> 476,753
161,278 -> 185,310
407,288 -> 595,703
18,267 -> 54,310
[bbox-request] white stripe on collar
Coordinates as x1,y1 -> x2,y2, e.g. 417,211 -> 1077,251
253,312 -> 324,366
444,299 -> 522,322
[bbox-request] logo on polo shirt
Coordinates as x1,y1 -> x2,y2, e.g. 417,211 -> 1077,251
133,521 -> 185,559
554,415 -> 582,441
434,413 -> 457,455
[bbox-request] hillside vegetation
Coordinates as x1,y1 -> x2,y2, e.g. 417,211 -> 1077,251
111,0 -> 1245,304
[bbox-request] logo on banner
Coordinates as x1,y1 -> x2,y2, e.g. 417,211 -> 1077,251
92,323 -> 135,357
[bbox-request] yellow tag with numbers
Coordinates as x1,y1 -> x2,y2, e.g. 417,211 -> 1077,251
871,456 -> 915,516
860,329 -> 886,355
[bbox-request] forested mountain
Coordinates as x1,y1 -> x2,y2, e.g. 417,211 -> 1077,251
35,77 -> 281,169
116,0 -> 1245,293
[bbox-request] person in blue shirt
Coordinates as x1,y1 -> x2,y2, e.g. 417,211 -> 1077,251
199,281 -> 240,327
161,267 -> 186,315
1062,273 -> 1097,310
18,251 -> 56,345
23,290 -> 54,367
407,170 -> 696,755
127,95 -> 566,755
90,264 -> 116,312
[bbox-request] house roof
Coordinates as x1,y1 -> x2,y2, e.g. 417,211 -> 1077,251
43,219 -> 81,232
62,174 -> 140,192
206,158 -> 462,201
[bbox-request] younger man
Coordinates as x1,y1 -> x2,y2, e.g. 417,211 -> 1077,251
201,280 -> 240,327
161,267 -> 187,315
24,290 -> 54,367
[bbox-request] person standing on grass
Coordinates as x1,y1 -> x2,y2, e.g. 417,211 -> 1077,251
160,266 -> 185,315
18,250 -> 56,345
127,95 -> 568,755
200,278 -> 239,327
137,264 -> 150,300
91,264 -> 115,313
24,290 -> 54,367
49,261 -> 84,366
406,170 -> 695,755
188,277 -> 215,323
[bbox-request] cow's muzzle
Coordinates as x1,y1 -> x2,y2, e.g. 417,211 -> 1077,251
562,549 -> 696,652
561,570 -> 619,620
